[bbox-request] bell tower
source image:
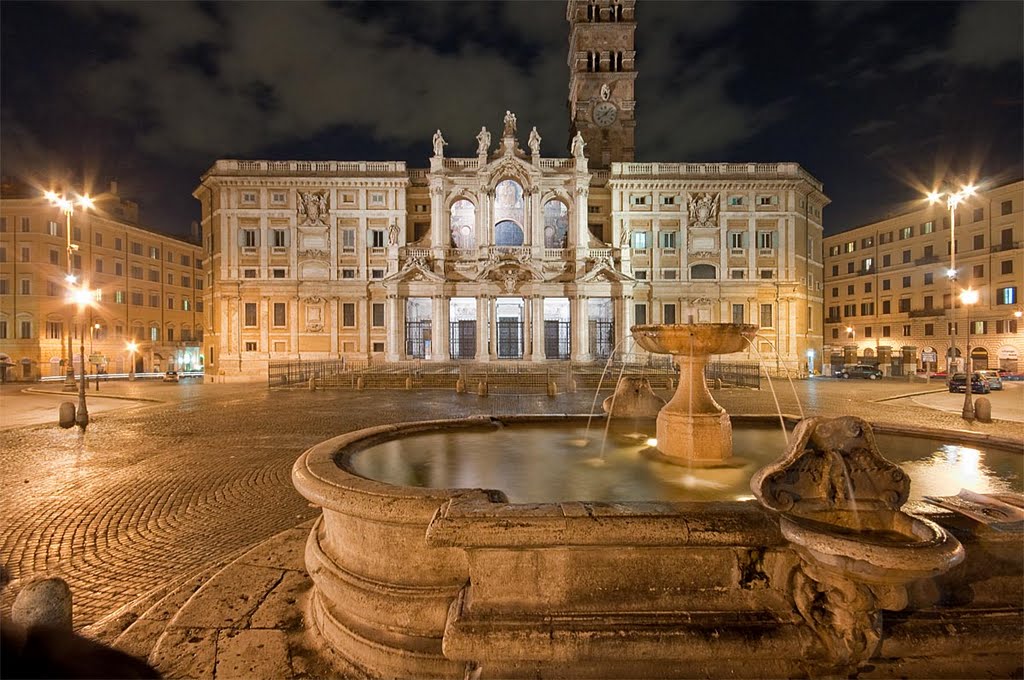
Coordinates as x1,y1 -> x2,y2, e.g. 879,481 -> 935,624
567,0 -> 636,167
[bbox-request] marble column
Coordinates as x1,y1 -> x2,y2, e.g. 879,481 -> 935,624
475,296 -> 489,361
386,295 -> 400,361
532,295 -> 546,361
489,297 -> 499,360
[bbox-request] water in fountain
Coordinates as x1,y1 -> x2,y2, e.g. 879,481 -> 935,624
742,335 -> 794,446
750,333 -> 805,419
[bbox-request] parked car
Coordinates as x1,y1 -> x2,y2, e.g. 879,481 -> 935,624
835,364 -> 883,380
947,373 -> 990,394
975,369 -> 1003,391
162,370 -> 179,383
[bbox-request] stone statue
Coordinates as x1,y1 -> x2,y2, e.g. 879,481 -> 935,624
387,222 -> 399,246
476,126 -> 491,156
600,83 -> 611,101
619,227 -> 632,248
528,127 -> 541,156
503,110 -> 517,137
571,131 -> 586,160
432,129 -> 447,157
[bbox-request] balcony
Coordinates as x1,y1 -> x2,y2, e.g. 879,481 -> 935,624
990,241 -> 1022,253
908,308 -> 945,318
914,255 -> 940,266
857,267 -> 875,276
825,316 -> 842,324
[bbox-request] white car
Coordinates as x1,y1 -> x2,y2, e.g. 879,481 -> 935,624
162,370 -> 180,383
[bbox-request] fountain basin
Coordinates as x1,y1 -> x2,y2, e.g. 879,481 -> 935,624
631,323 -> 758,356
293,415 -> 1022,678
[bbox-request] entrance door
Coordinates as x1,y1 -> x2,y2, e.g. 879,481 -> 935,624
497,318 -> 523,359
450,320 -> 477,359
405,320 -> 432,359
544,320 -> 570,359
589,320 -> 615,358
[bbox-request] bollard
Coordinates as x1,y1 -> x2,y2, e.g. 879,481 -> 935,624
667,377 -> 675,390
567,378 -> 577,394
715,377 -> 723,390
547,380 -> 557,398
405,376 -> 413,389
356,377 -> 365,390
456,378 -> 465,394
308,377 -> 316,391
58,402 -> 76,429
12,577 -> 73,632
477,381 -> 488,397
974,397 -> 992,423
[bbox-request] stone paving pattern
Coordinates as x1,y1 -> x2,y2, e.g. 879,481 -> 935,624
1,378 -> 1021,632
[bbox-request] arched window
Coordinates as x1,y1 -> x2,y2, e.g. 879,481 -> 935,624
450,199 -> 476,249
543,200 -> 569,248
493,180 -> 525,246
690,264 -> 717,280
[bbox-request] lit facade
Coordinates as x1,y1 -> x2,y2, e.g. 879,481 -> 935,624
822,180 -> 1023,375
196,0 -> 828,381
0,181 -> 204,381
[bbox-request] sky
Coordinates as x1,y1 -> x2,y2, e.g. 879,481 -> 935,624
2,1 -> 1022,238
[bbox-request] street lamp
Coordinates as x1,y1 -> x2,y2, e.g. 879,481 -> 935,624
68,283 -> 100,428
91,323 -> 101,391
45,190 -> 93,390
127,341 -> 138,381
959,288 -> 979,421
927,184 -> 976,374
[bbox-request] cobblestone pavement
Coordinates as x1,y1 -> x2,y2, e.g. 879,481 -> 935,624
1,378 -> 1021,629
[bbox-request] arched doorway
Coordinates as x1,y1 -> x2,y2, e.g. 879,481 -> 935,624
970,347 -> 989,370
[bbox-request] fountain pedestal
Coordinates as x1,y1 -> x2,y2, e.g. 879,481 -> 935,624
632,323 -> 758,467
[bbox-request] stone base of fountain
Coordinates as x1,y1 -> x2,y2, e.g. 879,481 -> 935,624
644,410 -> 747,467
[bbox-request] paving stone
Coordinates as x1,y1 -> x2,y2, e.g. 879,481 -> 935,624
149,626 -> 217,680
215,628 -> 290,680
238,526 -> 310,572
111,617 -> 168,661
170,564 -> 283,629
249,570 -> 310,632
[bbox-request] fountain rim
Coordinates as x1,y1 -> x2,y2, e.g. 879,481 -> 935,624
291,413 -> 1022,518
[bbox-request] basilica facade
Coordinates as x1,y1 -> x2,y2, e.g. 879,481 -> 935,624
195,1 -> 828,381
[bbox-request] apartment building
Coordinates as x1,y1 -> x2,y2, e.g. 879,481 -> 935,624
823,180 -> 1023,375
0,179 -> 204,381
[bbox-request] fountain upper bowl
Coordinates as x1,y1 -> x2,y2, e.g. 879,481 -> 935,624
631,323 -> 759,356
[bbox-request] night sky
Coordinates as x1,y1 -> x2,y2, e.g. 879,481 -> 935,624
2,1 -> 1021,238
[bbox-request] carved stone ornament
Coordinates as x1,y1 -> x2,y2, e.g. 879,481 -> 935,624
687,192 -> 720,227
600,83 -> 611,101
503,110 -> 517,137
501,269 -> 520,293
302,296 -> 325,305
297,191 -> 329,226
691,251 -> 715,260
298,249 -> 327,260
689,297 -> 714,307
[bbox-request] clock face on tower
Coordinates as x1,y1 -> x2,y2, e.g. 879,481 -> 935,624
592,101 -> 618,127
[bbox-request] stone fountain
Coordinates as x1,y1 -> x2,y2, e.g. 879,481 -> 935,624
630,323 -> 758,466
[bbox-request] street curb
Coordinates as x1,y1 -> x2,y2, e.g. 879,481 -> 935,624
872,388 -> 949,402
21,387 -> 164,404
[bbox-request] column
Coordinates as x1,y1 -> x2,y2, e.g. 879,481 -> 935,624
386,294 -> 400,361
523,296 -> 533,360
475,296 -> 489,361
290,296 -> 300,359
573,295 -> 591,361
532,295 -> 545,361
489,297 -> 499,360
432,294 -> 449,360
259,297 -> 269,354
621,294 -> 634,354
329,297 -> 339,357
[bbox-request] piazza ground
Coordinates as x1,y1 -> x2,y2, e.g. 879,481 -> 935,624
1,378 -> 1022,628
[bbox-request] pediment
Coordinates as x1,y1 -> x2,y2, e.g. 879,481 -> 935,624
485,154 -> 538,187
578,260 -> 634,283
384,258 -> 445,284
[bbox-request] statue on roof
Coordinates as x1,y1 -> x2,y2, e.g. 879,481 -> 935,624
432,129 -> 447,157
503,110 -> 517,137
571,131 -> 586,160
528,127 -> 541,156
476,126 -> 491,156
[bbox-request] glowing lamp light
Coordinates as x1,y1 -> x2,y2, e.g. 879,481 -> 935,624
960,289 -> 979,306
77,195 -> 94,209
64,273 -> 77,284
1015,310 -> 1023,319
126,341 -> 138,353
845,327 -> 854,334
69,286 -> 99,307
645,438 -> 658,448
926,191 -> 942,204
946,268 -> 957,279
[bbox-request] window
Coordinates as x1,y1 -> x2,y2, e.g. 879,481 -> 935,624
45,321 -> 63,339
1002,260 -> 1014,275
882,254 -> 891,267
972,234 -> 984,250
131,241 -> 143,255
20,278 -> 30,295
167,296 -> 175,310
115,237 -> 123,251
131,292 -> 144,306
847,262 -> 855,274
370,230 -> 386,248
847,285 -> 855,295
924,273 -> 933,285
879,232 -> 893,244
21,247 -> 30,263
659,231 -> 677,249
20,217 -> 31,232
758,231 -> 775,249
272,229 -> 288,248
48,250 -> 59,265
369,192 -> 386,206
273,302 -> 286,327
757,195 -> 777,206
0,320 -> 6,339
1001,200 -> 1013,216
150,326 -> 160,342
731,304 -> 744,325
971,320 -> 986,334
759,304 -> 773,328
45,220 -> 59,236
660,195 -> 677,206
371,268 -> 385,279
862,257 -> 873,272
973,264 -> 984,278
864,282 -> 872,293
271,191 -> 287,204
902,276 -> 911,288
149,294 -> 159,308
923,295 -> 934,310
899,226 -> 913,240
882,300 -> 891,314
691,264 -> 717,279
242,192 -> 257,204
72,254 -> 82,270
243,269 -> 257,278
115,290 -> 125,304
728,196 -> 744,206
831,265 -> 838,276
341,269 -> 356,279
924,324 -> 934,336
898,298 -> 911,313
831,287 -> 839,297
730,269 -> 745,280
902,249 -> 911,264
244,302 -> 258,326
342,229 -> 356,252
730,232 -> 746,249
149,269 -> 160,282
181,275 -> 190,288
115,262 -> 123,276
372,342 -> 385,353
882,325 -> 890,337
832,328 -> 839,339
0,279 -> 7,295
996,287 -> 1017,305
147,246 -> 158,259
182,297 -> 190,311
0,217 -> 5,232
272,268 -> 287,279
663,304 -> 676,324
195,279 -> 203,290
828,245 -> 841,256
661,269 -> 678,280
864,327 -> 873,338
181,254 -> 190,266
629,194 -> 651,206
342,303 -> 356,327
167,273 -> 175,285
372,303 -> 385,327
241,230 -> 257,248
843,304 -> 856,317
634,303 -> 647,326
972,208 -> 983,222
633,269 -> 648,280
21,321 -> 32,339
843,241 -> 855,253
860,237 -> 874,248
921,221 -> 934,234
903,325 -> 911,336
245,341 -> 258,351
631,231 -> 650,249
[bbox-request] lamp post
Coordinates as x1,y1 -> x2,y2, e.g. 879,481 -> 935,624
91,323 -> 101,391
927,184 -> 976,374
127,341 -> 138,381
46,191 -> 93,390
959,288 -> 979,421
69,284 -> 99,429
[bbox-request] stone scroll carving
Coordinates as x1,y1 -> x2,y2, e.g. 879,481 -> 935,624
687,192 -> 720,228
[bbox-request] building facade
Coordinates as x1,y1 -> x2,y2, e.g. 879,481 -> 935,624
196,0 -> 828,381
822,180 -> 1023,375
0,180 -> 204,381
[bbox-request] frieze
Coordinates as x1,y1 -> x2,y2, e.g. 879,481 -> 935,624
298,249 -> 328,260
